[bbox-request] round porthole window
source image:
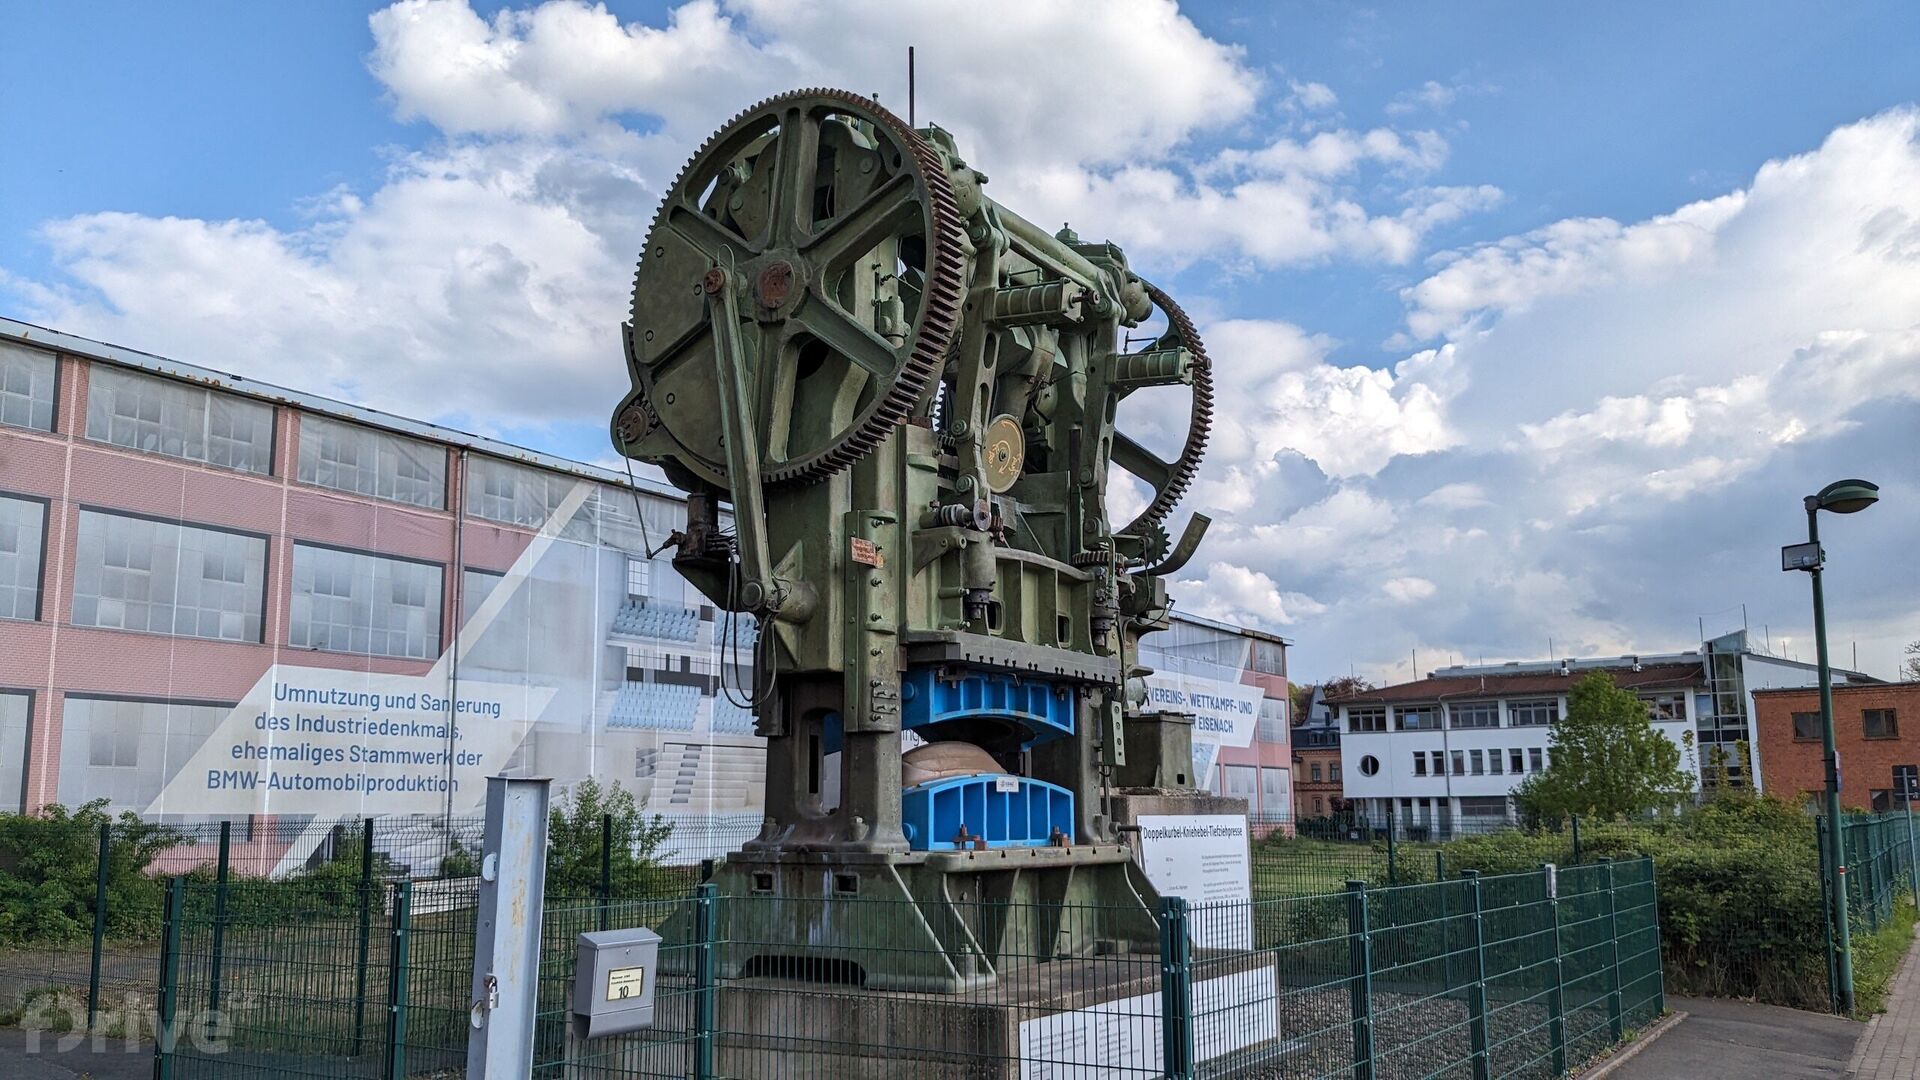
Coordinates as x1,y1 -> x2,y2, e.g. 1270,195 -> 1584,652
1358,755 -> 1380,777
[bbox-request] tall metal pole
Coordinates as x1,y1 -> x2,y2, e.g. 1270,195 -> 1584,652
466,776 -> 552,1079
1808,504 -> 1854,1014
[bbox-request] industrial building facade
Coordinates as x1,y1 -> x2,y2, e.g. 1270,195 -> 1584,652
1330,635 -> 1873,831
0,320 -> 1291,859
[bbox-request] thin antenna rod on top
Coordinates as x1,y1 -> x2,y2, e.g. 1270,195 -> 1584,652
908,46 -> 916,127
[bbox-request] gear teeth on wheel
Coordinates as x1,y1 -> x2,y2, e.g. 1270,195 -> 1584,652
621,88 -> 967,488
1118,280 -> 1212,536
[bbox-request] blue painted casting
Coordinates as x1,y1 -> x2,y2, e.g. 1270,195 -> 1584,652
901,774 -> 1074,850
898,667 -> 1075,747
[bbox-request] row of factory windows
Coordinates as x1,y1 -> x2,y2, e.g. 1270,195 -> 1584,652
1344,692 -> 1686,734
0,493 -> 689,661
1351,747 -> 1551,778
1791,709 -> 1901,741
0,341 -> 673,539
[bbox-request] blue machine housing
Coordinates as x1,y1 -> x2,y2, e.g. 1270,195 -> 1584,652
819,666 -> 1080,851
898,667 -> 1075,748
901,773 -> 1075,851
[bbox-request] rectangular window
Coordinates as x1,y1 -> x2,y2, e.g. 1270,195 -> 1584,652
626,556 -> 651,599
0,341 -> 57,432
0,690 -> 28,813
1451,749 -> 1465,776
297,414 -> 447,508
1260,766 -> 1287,809
1223,764 -> 1257,800
1330,762 -> 1341,782
1470,749 -> 1485,775
1640,692 -> 1686,722
467,454 -> 587,532
71,510 -> 266,642
1870,789 -> 1896,813
1529,748 -> 1545,773
1347,706 -> 1387,733
1396,704 -> 1439,731
1892,765 -> 1918,800
1792,711 -> 1822,741
85,365 -> 272,474
1508,699 -> 1559,727
58,695 -> 231,817
1509,748 -> 1525,773
1431,750 -> 1446,776
291,543 -> 442,660
1864,709 -> 1900,740
1310,763 -> 1322,782
1412,754 -> 1427,777
0,495 -> 47,621
1252,639 -> 1285,675
1489,749 -> 1504,775
1459,796 -> 1508,819
1450,701 -> 1500,729
1257,697 -> 1287,744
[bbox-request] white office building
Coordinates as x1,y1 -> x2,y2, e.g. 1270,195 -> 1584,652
1332,632 -> 1874,834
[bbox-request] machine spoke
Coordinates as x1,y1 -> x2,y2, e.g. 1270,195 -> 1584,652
665,203 -> 756,260
762,109 -> 821,250
802,173 -> 917,269
1111,432 -> 1174,488
802,291 -> 901,377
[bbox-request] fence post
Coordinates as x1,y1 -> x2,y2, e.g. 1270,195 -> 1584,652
1159,895 -> 1195,1080
1571,815 -> 1583,864
1599,858 -> 1624,1041
1463,871 -> 1489,1080
351,817 -> 376,1055
1904,796 -> 1919,903
599,812 -> 614,932
153,877 -> 184,1080
1436,849 -> 1447,882
1543,864 -> 1567,1075
1345,880 -> 1375,1080
384,881 -> 413,1080
208,820 -> 232,1013
694,882 -> 719,1080
86,822 -> 110,1030
1863,833 -> 1881,932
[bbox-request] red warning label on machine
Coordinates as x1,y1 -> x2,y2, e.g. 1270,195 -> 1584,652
850,537 -> 885,568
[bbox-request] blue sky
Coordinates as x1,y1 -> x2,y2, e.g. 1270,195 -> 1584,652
3,1 -> 1917,680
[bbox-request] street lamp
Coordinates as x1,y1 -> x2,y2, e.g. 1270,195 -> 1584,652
1784,477 -> 1879,1015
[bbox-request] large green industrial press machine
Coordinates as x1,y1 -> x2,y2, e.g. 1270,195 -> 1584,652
612,88 -> 1220,991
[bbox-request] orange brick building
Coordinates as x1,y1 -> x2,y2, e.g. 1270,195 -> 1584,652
1753,683 -> 1920,811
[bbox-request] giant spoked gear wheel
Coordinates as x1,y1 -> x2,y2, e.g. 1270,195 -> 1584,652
1111,279 -> 1213,538
613,88 -> 967,488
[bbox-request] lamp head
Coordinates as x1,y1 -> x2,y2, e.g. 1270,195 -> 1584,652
1812,479 -> 1880,515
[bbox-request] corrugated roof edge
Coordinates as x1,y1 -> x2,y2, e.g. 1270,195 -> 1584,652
0,316 -> 684,503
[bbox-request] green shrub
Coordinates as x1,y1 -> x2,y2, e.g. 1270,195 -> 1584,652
0,801 -> 184,945
545,779 -> 677,900
1437,797 -> 1831,1009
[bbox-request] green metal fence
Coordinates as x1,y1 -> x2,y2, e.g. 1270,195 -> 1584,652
149,858 -> 1663,1078
1832,811 -> 1920,935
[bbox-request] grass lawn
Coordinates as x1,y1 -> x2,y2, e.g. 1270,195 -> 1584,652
1851,894 -> 1918,1017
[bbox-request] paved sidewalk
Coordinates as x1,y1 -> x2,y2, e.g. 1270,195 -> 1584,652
1606,995 -> 1861,1080
0,1028 -> 152,1080
1849,934 -> 1920,1079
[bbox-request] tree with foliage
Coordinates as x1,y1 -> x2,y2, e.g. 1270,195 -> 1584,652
1317,675 -> 1376,702
0,800 -> 182,944
1514,671 -> 1695,820
545,778 -> 677,899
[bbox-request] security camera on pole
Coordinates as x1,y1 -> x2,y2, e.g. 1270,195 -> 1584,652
1782,477 -> 1879,1016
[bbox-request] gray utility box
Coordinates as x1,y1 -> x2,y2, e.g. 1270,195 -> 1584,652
572,927 -> 662,1038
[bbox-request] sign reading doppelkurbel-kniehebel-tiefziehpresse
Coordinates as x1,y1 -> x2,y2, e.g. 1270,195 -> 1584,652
1133,814 -> 1254,950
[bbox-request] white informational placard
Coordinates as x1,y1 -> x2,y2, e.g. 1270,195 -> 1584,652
1134,815 -> 1254,950
1016,966 -> 1278,1078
